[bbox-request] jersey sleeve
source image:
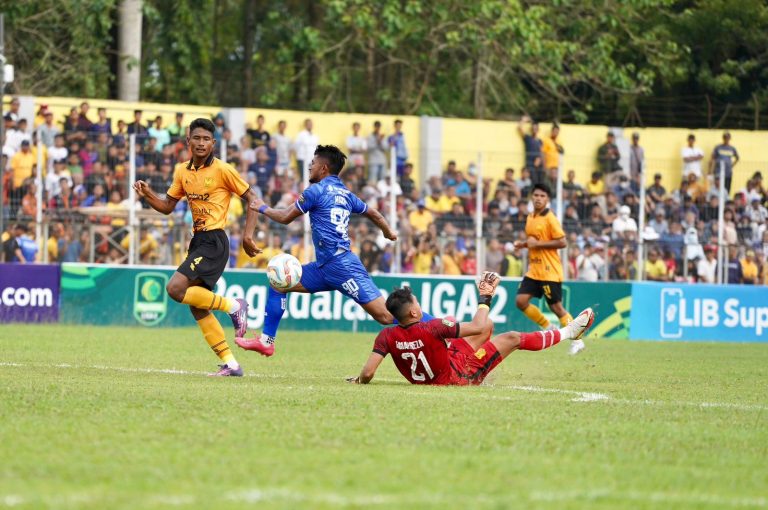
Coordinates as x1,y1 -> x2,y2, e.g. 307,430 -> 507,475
348,192 -> 368,215
221,162 -> 249,196
372,330 -> 389,357
548,213 -> 565,239
295,184 -> 319,214
166,166 -> 184,200
426,318 -> 460,340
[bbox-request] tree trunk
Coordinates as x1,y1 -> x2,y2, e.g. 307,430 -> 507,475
242,0 -> 257,105
117,0 -> 142,101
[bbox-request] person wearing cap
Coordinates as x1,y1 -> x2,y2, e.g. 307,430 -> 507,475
611,204 -> 638,245
741,249 -> 758,284
500,242 -> 523,277
710,131 -> 739,194
34,104 -> 49,128
408,199 -> 434,235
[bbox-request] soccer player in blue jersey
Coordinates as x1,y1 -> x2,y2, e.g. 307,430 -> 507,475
236,145 -> 433,357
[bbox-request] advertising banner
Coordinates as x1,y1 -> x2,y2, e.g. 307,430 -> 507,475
60,263 -> 630,338
0,263 -> 61,323
629,282 -> 768,342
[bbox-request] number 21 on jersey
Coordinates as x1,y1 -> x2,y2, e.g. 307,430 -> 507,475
401,351 -> 434,381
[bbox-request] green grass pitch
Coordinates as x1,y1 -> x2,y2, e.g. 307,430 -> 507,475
1,324 -> 767,510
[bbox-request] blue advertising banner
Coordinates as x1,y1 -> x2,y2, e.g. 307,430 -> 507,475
0,263 -> 61,323
629,282 -> 768,342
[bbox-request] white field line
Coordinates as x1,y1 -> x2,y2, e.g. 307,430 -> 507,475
1,362 -> 766,412
1,488 -> 765,509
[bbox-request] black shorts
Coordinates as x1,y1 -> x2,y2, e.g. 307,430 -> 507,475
517,276 -> 562,305
177,229 -> 229,290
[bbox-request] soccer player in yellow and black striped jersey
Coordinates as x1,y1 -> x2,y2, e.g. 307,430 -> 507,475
133,118 -> 262,376
513,183 -> 584,355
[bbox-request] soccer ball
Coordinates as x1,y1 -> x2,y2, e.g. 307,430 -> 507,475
267,253 -> 302,290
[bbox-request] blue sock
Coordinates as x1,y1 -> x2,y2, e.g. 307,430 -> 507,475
263,287 -> 286,338
392,312 -> 434,325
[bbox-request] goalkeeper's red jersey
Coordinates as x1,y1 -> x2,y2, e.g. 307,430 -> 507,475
372,319 -> 460,385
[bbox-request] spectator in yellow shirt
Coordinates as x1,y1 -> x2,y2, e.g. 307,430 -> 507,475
440,241 -> 463,275
408,199 -> 434,234
586,171 -> 605,196
413,239 -> 435,274
541,124 -> 563,170
425,187 -> 454,214
741,249 -> 758,284
644,249 -> 669,281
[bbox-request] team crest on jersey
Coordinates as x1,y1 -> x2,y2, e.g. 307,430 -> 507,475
204,177 -> 213,188
442,319 -> 454,327
474,348 -> 487,360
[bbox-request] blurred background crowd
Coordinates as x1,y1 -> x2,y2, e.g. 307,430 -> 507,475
2,99 -> 767,285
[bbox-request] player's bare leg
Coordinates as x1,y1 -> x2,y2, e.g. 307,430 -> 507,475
361,296 -> 394,325
549,301 -> 583,355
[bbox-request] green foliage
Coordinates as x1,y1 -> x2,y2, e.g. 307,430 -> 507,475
2,0 -> 116,97
4,0 -> 768,126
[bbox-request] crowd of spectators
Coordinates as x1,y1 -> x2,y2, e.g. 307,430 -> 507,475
1,100 -> 766,284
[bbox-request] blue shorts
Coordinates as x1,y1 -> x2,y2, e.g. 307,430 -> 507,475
300,251 -> 381,305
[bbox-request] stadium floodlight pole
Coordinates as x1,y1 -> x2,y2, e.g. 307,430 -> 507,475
35,139 -> 43,246
128,133 -> 137,265
475,152 -> 483,278
221,139 -> 227,164
302,158 -> 310,264
717,159 -> 726,284
636,157 -> 647,281
389,145 -> 400,273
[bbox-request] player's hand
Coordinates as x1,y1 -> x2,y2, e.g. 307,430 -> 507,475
345,376 -> 360,384
248,197 -> 265,211
526,236 -> 539,249
133,180 -> 150,198
242,236 -> 262,257
384,229 -> 398,242
478,271 -> 500,296
513,240 -> 526,249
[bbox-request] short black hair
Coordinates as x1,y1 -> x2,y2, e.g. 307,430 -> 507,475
189,118 -> 215,136
386,287 -> 416,323
314,145 -> 347,175
532,182 -> 551,196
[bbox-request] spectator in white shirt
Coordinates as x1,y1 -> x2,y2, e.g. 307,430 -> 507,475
47,134 -> 69,173
376,175 -> 402,199
681,133 -> 704,178
273,120 -> 292,176
5,118 -> 31,154
577,243 -> 604,281
346,122 -> 367,171
611,205 -> 638,242
697,246 -> 717,283
293,118 -> 318,176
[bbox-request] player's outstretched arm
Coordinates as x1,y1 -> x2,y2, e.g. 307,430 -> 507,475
363,208 -> 397,241
132,181 -> 178,215
458,272 -> 499,337
241,188 -> 263,257
347,352 -> 385,384
250,197 -> 303,225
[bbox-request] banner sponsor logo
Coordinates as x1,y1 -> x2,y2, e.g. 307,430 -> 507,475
632,283 -> 768,342
0,263 -> 60,323
133,272 -> 169,326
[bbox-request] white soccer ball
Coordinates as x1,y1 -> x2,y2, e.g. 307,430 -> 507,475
266,253 -> 302,290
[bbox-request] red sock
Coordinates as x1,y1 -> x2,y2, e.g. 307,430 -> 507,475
520,330 -> 561,351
